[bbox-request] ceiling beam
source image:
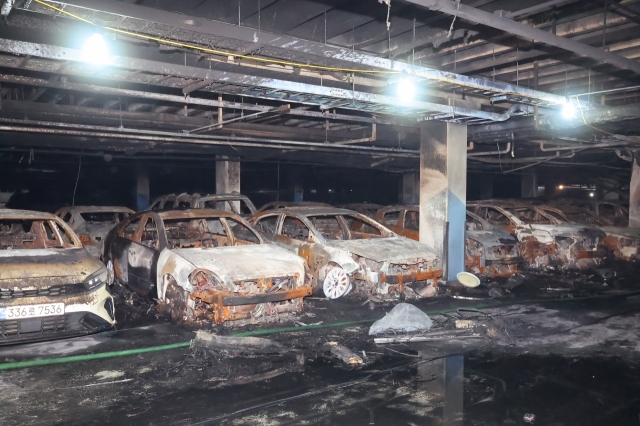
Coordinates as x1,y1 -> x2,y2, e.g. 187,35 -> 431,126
23,0 -> 567,106
0,38 -> 510,123
408,0 -> 640,76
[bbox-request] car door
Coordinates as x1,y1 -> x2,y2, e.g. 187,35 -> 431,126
126,214 -> 162,296
108,215 -> 142,286
273,214 -> 317,267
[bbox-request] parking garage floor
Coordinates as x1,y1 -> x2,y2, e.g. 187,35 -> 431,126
1,272 -> 640,426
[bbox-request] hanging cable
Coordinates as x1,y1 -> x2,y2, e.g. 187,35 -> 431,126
447,0 -> 461,38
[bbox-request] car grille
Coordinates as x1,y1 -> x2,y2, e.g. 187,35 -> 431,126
0,284 -> 87,300
0,315 -> 68,337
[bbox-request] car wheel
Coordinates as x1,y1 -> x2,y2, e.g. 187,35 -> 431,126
323,266 -> 351,299
106,260 -> 115,286
165,278 -> 190,323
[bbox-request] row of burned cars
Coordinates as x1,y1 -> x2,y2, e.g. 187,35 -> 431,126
0,192 -> 633,344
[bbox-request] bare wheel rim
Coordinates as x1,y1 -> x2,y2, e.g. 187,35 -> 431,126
323,267 -> 350,299
106,260 -> 115,285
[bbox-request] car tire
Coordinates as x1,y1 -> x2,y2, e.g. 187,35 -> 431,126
323,265 -> 352,299
164,278 -> 190,324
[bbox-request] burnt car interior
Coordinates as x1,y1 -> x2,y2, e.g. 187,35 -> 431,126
0,219 -> 76,250
152,217 -> 260,249
5,0 -> 640,422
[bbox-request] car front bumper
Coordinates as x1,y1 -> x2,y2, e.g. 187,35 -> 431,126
0,284 -> 115,345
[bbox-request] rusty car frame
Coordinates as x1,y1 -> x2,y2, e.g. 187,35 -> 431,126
103,209 -> 311,324
339,203 -> 384,219
0,209 -> 115,344
55,206 -> 134,259
149,193 -> 257,217
256,201 -> 332,214
249,207 -> 442,301
535,204 -> 640,261
374,205 -> 523,278
468,201 -> 607,270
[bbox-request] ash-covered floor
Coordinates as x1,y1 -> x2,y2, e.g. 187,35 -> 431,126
1,271 -> 640,426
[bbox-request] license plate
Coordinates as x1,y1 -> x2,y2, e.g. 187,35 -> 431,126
0,303 -> 65,321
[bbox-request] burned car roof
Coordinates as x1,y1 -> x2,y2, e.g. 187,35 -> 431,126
0,209 -> 59,219
257,206 -> 361,216
59,206 -> 134,214
155,208 -> 242,220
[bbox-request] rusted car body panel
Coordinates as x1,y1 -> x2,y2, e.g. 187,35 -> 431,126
257,201 -> 331,213
103,209 -> 310,324
249,207 -> 442,301
0,209 -> 115,344
468,202 -> 607,270
538,205 -> 640,261
55,206 -> 134,259
374,205 -> 522,278
149,193 -> 257,217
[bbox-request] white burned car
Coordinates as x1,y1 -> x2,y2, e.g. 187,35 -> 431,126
55,206 -> 134,259
103,209 -> 311,324
0,209 -> 115,344
250,207 -> 442,301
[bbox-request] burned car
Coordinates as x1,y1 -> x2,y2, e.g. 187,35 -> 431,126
249,207 -> 441,301
149,193 -> 257,217
374,205 -> 522,277
55,206 -> 134,259
0,209 -> 115,344
552,199 -> 629,226
339,203 -> 383,219
468,201 -> 607,270
257,201 -> 331,213
103,209 -> 311,324
536,204 -> 640,261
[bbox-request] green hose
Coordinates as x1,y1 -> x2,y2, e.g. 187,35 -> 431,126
0,291 -> 636,372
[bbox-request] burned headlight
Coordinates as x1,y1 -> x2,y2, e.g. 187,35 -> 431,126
189,270 -> 224,290
84,268 -> 108,291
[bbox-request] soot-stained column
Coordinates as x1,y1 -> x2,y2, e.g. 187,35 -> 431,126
136,163 -> 150,211
630,152 -> 640,227
216,157 -> 240,210
419,122 -> 467,282
520,169 -> 538,198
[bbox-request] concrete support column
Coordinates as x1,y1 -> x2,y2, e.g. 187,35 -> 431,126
216,157 -> 240,210
630,153 -> 640,227
419,121 -> 467,281
480,178 -> 493,199
401,172 -> 419,204
136,163 -> 150,211
293,183 -> 304,202
521,169 -> 538,198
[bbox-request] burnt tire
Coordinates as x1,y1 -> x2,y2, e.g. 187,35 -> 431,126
164,278 -> 189,324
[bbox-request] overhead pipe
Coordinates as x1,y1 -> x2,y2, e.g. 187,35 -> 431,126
334,124 -> 377,145
467,143 -> 511,157
470,151 -> 576,163
0,74 -> 397,126
0,118 -> 419,158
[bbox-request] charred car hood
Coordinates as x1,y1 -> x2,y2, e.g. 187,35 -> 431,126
529,224 -> 606,240
0,248 -> 102,288
329,237 -> 437,263
467,229 -> 517,247
172,244 -> 306,281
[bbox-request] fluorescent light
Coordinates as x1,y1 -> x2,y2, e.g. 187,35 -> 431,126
82,34 -> 109,65
561,100 -> 576,119
396,77 -> 416,102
